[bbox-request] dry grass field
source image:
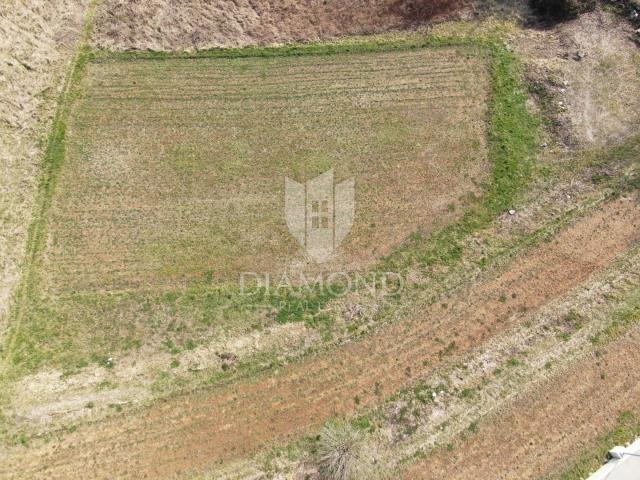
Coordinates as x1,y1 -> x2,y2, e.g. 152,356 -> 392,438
48,48 -> 488,292
2,2 -> 640,480
91,0 -> 465,51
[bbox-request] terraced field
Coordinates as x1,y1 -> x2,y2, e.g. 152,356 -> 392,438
4,192 -> 639,478
402,323 -> 640,479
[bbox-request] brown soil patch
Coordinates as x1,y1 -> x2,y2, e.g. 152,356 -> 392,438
91,0 -> 464,51
402,323 -> 640,479
2,197 -> 638,478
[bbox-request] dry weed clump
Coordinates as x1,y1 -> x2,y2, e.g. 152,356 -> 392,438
316,422 -> 369,480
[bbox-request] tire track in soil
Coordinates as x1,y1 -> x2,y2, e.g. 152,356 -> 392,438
3,196 -> 640,479
402,324 -> 640,479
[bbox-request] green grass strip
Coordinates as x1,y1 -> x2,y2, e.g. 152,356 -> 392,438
92,35 -> 480,62
381,41 -> 538,271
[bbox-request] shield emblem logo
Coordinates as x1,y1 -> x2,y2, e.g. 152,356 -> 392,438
285,169 -> 355,263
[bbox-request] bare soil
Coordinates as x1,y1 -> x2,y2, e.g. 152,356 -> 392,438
91,0 -> 465,51
2,195 -> 638,479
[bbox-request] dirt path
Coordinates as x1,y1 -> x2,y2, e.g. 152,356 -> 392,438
2,197 -> 639,479
402,320 -> 640,479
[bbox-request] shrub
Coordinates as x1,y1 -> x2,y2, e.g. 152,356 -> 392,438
316,422 -> 364,480
530,0 -> 596,22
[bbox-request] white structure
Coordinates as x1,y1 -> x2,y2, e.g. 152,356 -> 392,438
587,438 -> 640,480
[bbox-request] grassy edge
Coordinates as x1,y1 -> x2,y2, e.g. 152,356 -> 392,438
0,2 -> 99,377
92,35 -> 481,62
548,411 -> 640,480
381,41 -> 538,271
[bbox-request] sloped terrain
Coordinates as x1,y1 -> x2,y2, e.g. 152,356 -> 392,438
92,0 -> 464,51
2,193 -> 638,479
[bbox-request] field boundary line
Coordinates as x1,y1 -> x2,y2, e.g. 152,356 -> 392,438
0,1 -> 101,378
